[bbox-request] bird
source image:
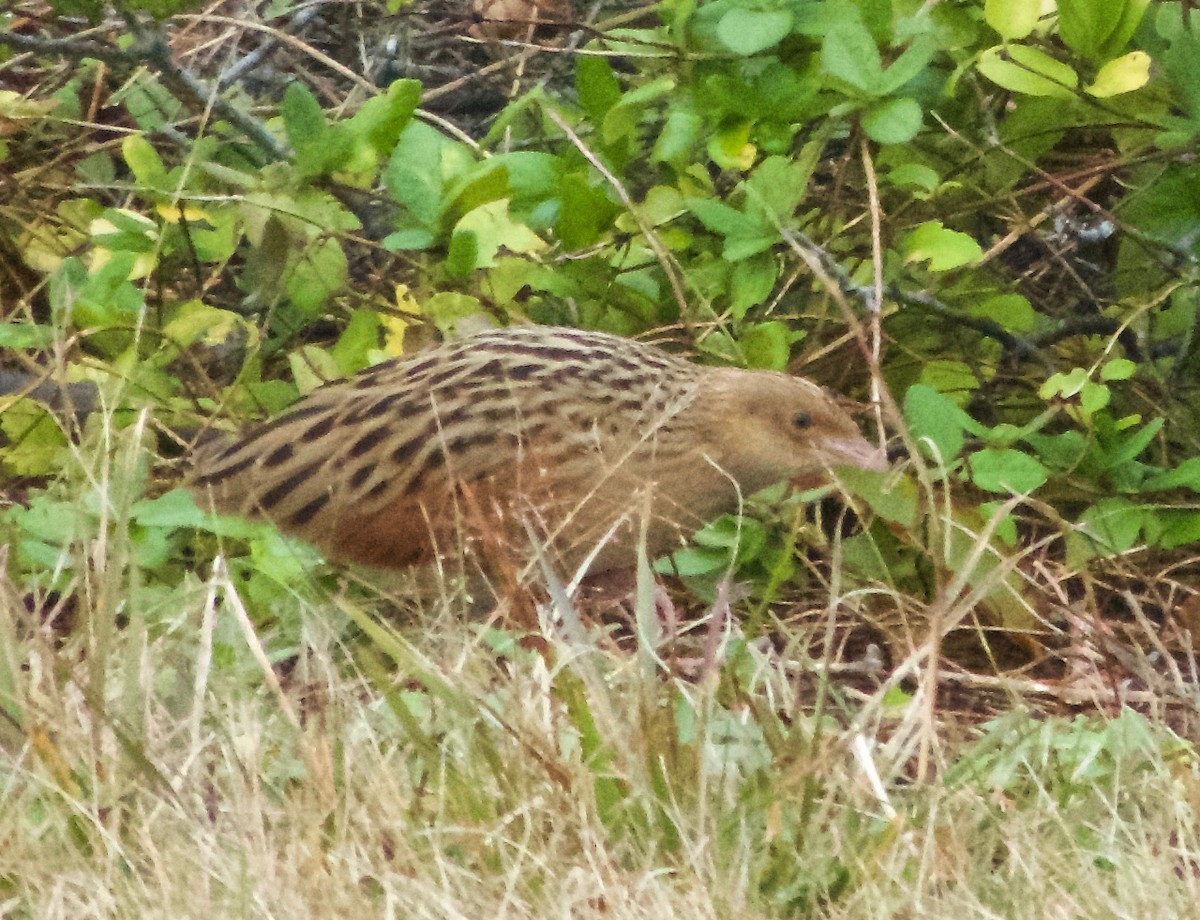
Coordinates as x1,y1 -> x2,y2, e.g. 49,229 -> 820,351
189,325 -> 886,581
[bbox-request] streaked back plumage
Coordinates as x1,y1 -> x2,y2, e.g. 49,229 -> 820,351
190,325 -> 883,574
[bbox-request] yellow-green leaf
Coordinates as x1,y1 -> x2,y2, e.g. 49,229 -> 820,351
978,44 -> 1078,98
985,0 -> 1042,40
1085,50 -> 1151,97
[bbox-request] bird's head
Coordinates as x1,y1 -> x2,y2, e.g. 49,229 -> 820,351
700,367 -> 887,492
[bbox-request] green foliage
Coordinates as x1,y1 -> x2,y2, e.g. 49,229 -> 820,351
3,0 -> 1199,642
948,707 -> 1191,806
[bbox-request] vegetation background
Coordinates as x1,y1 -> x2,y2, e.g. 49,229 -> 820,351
3,0 -> 1200,915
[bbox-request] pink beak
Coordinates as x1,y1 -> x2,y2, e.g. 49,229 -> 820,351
820,437 -> 889,473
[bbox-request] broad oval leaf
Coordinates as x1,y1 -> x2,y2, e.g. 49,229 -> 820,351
862,96 -> 923,144
985,0 -> 1042,40
716,9 -> 794,56
969,448 -> 1048,494
1086,50 -> 1151,97
905,383 -> 968,463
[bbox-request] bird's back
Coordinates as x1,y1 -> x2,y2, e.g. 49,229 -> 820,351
191,326 -> 709,571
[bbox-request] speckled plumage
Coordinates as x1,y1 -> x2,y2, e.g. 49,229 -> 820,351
190,325 -> 884,575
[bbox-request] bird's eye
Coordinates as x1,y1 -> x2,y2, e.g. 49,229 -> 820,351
793,412 -> 813,430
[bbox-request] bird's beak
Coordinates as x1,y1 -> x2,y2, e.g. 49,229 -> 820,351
819,436 -> 889,473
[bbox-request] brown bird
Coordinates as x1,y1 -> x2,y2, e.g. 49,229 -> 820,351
190,325 -> 885,580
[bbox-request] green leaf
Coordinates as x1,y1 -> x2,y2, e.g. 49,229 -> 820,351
422,292 -> 485,334
0,323 -> 56,348
861,96 -> 923,144
918,360 -> 979,407
653,107 -> 702,164
131,489 -> 207,530
331,309 -> 384,374
1085,51 -> 1151,97
968,449 -> 1048,493
745,155 -> 810,223
556,175 -> 622,249
1040,367 -> 1090,400
822,10 -> 883,93
966,294 -> 1037,332
717,9 -> 794,55
1160,510 -> 1200,549
1024,430 -> 1088,470
1104,418 -> 1163,467
729,255 -> 778,319
985,0 -> 1041,40
1079,381 -> 1110,418
603,77 -> 677,145
877,34 -> 938,95
740,321 -> 792,370
1056,0 -> 1131,61
0,400 -> 67,476
904,384 -> 968,462
288,344 -> 339,393
345,79 -> 421,155
978,45 -> 1078,98
444,229 -> 480,278
1095,0 -> 1151,60
839,468 -> 918,529
707,122 -> 757,170
887,163 -> 940,193
904,221 -> 983,271
1072,498 -> 1144,562
1143,457 -> 1200,492
453,199 -> 545,269
1100,358 -> 1137,381
283,82 -> 348,178
122,135 -> 168,191
687,198 -> 756,237
382,227 -> 436,250
576,57 -> 622,123
385,122 -> 473,230
662,545 -> 730,577
334,81 -> 423,185
286,236 -> 346,314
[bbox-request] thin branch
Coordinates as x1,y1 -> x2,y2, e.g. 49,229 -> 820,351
1,21 -> 287,162
124,17 -> 288,161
